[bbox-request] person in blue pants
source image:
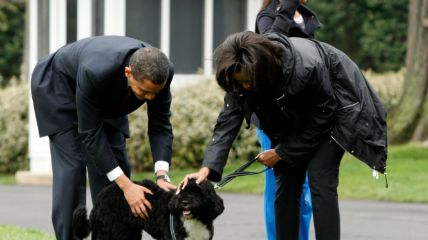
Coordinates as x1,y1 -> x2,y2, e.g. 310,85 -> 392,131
255,0 -> 321,239
258,129 -> 312,240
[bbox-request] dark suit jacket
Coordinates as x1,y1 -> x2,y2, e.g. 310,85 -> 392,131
31,36 -> 174,174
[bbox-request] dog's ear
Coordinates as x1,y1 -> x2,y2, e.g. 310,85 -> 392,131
201,181 -> 225,220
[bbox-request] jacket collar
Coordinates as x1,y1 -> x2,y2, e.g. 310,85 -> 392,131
263,33 -> 296,97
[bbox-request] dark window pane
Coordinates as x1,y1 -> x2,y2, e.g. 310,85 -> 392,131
214,0 -> 247,48
38,0 -> 49,58
170,0 -> 204,73
92,0 -> 104,36
67,0 -> 77,43
126,0 -> 160,47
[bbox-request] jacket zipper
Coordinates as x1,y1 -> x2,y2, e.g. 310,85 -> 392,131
337,102 -> 359,110
331,135 -> 388,188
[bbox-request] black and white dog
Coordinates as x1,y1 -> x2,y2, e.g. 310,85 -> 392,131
72,179 -> 224,240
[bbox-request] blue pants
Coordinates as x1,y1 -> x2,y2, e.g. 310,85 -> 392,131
257,129 -> 312,240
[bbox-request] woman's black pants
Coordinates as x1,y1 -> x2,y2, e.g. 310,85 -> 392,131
274,137 -> 344,240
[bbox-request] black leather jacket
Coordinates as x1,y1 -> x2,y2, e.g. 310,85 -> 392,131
202,33 -> 387,182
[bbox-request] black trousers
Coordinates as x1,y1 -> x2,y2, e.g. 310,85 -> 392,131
49,124 -> 130,240
274,137 -> 344,240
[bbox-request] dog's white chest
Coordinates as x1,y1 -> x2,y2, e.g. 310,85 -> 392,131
182,218 -> 211,240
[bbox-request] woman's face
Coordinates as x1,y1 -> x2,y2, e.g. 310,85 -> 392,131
232,71 -> 254,91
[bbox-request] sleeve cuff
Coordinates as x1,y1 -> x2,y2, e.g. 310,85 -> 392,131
106,166 -> 124,182
154,160 -> 170,173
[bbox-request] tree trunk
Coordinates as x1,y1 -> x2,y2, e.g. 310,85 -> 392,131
389,0 -> 428,143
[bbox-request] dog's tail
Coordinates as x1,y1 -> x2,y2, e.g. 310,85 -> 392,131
72,205 -> 91,238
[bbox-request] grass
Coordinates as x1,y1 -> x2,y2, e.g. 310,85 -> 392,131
0,174 -> 15,184
1,144 -> 428,203
338,143 -> 428,203
132,143 -> 428,203
0,225 -> 54,240
0,144 -> 427,239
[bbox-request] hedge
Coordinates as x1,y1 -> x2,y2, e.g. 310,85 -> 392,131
0,72 -> 402,174
0,80 -> 29,172
0,78 -> 259,173
127,78 -> 259,171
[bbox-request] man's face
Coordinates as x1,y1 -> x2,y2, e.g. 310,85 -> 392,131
125,67 -> 165,101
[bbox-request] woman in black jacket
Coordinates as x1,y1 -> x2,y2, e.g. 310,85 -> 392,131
254,1 -> 321,239
180,31 -> 387,240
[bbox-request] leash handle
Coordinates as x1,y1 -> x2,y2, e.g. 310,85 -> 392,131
215,157 -> 269,189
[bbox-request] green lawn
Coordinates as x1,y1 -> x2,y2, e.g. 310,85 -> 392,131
1,144 -> 428,203
0,225 -> 54,240
0,144 -> 427,239
132,144 -> 428,203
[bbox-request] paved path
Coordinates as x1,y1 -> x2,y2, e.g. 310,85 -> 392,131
1,184 -> 428,239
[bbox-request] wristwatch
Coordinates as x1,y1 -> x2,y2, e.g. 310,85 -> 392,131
155,174 -> 171,183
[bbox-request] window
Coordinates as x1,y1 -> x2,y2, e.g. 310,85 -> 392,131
170,0 -> 204,73
126,0 -> 161,47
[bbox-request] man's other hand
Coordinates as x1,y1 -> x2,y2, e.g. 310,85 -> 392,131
115,175 -> 153,219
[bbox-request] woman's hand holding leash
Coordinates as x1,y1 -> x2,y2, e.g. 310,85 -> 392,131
256,149 -> 281,167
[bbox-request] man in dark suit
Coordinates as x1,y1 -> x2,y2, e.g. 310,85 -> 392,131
31,36 -> 176,240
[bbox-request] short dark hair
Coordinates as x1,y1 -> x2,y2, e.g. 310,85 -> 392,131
129,47 -> 169,85
214,31 -> 284,94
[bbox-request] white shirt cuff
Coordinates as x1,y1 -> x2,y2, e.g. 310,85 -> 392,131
154,160 -> 170,173
106,167 -> 124,182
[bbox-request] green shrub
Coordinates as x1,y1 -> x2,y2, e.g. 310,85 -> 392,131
0,72 -> 403,173
127,78 -> 259,171
363,68 -> 404,111
0,1 -> 26,87
0,80 -> 28,172
308,0 -> 408,72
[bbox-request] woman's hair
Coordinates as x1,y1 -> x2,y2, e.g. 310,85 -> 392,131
260,0 -> 274,11
214,31 -> 284,94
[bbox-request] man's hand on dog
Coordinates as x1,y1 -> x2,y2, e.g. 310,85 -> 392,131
115,175 -> 153,219
177,167 -> 210,194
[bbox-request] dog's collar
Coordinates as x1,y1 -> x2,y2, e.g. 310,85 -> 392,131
169,214 -> 178,240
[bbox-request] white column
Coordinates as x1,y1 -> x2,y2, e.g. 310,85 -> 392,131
161,0 -> 170,57
104,0 -> 126,35
77,0 -> 93,40
203,0 -> 214,76
247,0 -> 262,31
49,0 -> 67,52
17,0 -> 52,185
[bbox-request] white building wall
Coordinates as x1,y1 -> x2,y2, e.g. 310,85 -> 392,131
203,0 -> 214,76
161,0 -> 171,57
247,0 -> 262,31
49,0 -> 67,52
28,0 -> 51,175
104,0 -> 126,36
77,0 -> 93,40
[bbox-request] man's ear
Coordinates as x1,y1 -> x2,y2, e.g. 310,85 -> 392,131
124,66 -> 131,77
